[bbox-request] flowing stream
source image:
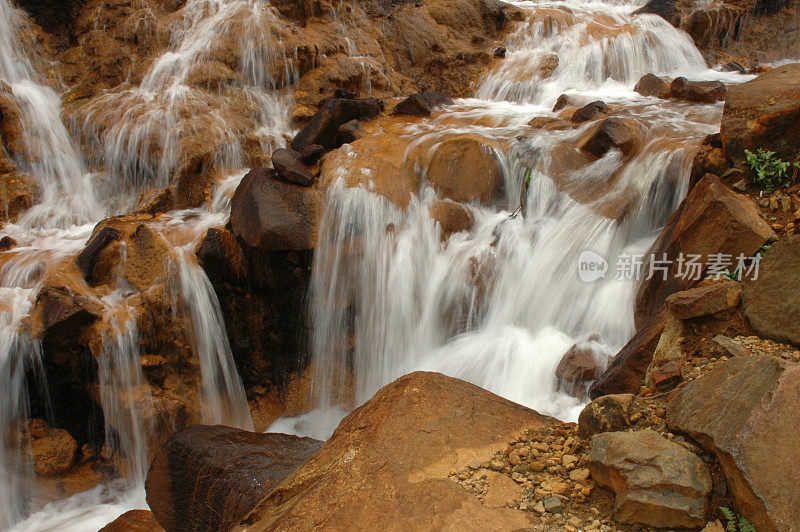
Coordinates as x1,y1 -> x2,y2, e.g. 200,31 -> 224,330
0,0 -> 762,528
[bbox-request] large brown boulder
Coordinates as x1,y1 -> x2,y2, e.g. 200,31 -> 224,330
577,117 -> 643,159
742,236 -> 800,345
577,393 -> 636,439
670,77 -> 726,103
720,63 -> 800,162
425,134 -> 504,204
634,73 -> 671,99
229,168 -> 321,251
665,280 -> 742,319
589,429 -> 712,528
589,308 -> 667,398
241,372 -> 553,530
667,355 -> 800,532
635,174 -> 776,326
271,148 -> 315,186
145,425 -> 322,532
555,338 -> 602,384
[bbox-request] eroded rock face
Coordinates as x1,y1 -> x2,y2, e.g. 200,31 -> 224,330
665,280 -> 742,319
146,425 -> 322,532
635,174 -> 775,326
667,355 -> 800,532
229,168 -> 321,251
589,429 -> 712,529
742,235 -> 800,345
721,63 -> 800,162
425,134 -> 505,204
589,308 -> 667,398
99,510 -> 163,532
241,371 -> 553,530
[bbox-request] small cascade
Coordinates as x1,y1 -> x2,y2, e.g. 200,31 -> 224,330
0,0 -> 102,229
169,247 -> 253,430
79,0 -> 295,198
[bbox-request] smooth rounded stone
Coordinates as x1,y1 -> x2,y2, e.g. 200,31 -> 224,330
552,93 -> 575,112
555,337 -> 603,384
665,280 -> 742,319
429,199 -> 474,235
634,174 -> 776,327
271,148 -> 315,186
571,100 -> 609,124
230,167 -> 321,251
634,73 -> 671,99
0,235 -> 17,250
494,46 -> 506,58
577,393 -> 636,439
425,134 -> 504,205
577,117 -> 643,159
31,426 -> 78,477
721,63 -> 800,162
75,226 -> 121,285
145,425 -> 322,532
392,92 -> 454,117
589,429 -> 712,529
300,143 -> 325,164
742,236 -> 800,345
670,77 -> 727,103
667,355 -> 800,532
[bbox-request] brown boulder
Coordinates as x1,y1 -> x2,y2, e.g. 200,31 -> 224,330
75,226 -> 121,285
290,98 -> 381,152
577,393 -> 636,439
31,426 -> 79,477
241,372 -> 552,530
635,174 -> 776,326
555,339 -> 602,383
429,199 -> 474,235
742,236 -> 800,344
589,308 -> 667,398
720,63 -> 800,162
392,92 -> 454,117
667,355 -> 800,532
31,284 -> 103,348
195,227 -> 247,285
634,73 -> 671,99
665,280 -> 742,319
577,117 -> 643,159
99,510 -> 163,532
271,148 -> 315,186
425,134 -> 504,204
670,77 -> 727,103
589,429 -> 711,528
229,168 -> 321,251
146,425 -> 322,532
571,100 -> 609,124
337,118 -> 364,144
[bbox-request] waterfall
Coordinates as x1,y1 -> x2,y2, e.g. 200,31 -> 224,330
272,0 -> 748,439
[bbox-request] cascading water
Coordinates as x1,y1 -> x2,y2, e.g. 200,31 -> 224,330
269,0 -> 751,439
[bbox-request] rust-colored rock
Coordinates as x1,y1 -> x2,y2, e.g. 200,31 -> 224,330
429,199 -> 474,235
670,77 -> 726,103
241,371 -> 553,530
425,134 -> 504,204
30,426 -> 79,477
230,168 -> 321,251
392,92 -> 454,117
146,425 -> 322,532
195,227 -> 247,285
589,308 -> 667,398
555,339 -> 602,384
635,174 -> 776,326
577,117 -> 643,159
99,510 -> 163,532
589,429 -> 712,528
665,280 -> 742,319
742,235 -> 800,345
667,355 -> 800,532
721,63 -> 800,162
634,73 -> 671,99
571,100 -> 609,124
578,393 -> 636,439
75,226 -> 121,285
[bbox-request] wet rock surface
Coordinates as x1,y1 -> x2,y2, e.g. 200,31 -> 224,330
146,425 -> 322,532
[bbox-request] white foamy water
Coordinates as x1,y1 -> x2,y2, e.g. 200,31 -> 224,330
272,0 -> 751,439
